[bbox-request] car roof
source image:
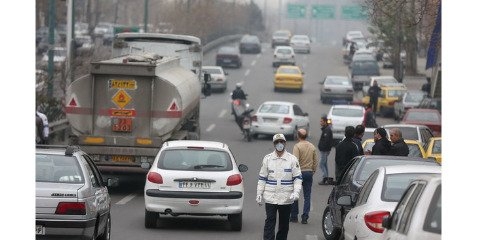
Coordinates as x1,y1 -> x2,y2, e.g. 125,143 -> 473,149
383,124 -> 429,129
380,165 -> 441,175
260,101 -> 295,106
330,104 -> 364,110
162,140 -> 229,150
202,66 -> 223,70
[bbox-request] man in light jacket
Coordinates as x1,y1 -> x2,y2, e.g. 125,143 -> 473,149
257,133 -> 302,240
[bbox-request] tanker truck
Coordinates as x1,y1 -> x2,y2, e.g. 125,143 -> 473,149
65,53 -> 209,175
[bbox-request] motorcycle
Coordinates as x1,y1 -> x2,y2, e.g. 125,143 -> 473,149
231,98 -> 254,142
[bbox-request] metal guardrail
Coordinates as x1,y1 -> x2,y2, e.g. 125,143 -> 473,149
49,34 -> 244,135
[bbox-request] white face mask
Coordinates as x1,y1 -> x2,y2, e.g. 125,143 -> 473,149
275,143 -> 285,152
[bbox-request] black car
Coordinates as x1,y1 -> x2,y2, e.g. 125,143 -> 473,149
239,35 -> 261,54
216,46 -> 242,68
321,155 -> 440,240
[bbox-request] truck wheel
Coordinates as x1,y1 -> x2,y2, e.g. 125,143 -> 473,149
322,206 -> 341,240
145,209 -> 158,229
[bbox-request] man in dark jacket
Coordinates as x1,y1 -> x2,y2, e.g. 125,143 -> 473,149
318,115 -> 334,185
352,125 -> 365,156
389,128 -> 409,156
363,103 -> 377,128
368,80 -> 381,114
371,127 -> 391,155
335,126 -> 360,182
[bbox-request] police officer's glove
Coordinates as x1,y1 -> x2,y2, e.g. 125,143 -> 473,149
256,194 -> 263,206
289,192 -> 300,201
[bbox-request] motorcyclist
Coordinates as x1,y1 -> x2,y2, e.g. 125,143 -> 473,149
232,83 -> 247,100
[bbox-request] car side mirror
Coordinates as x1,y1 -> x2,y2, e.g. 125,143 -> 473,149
303,112 -> 309,117
337,195 -> 352,206
382,215 -> 392,229
238,164 -> 248,172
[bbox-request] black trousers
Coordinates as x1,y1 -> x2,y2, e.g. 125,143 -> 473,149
264,203 -> 292,240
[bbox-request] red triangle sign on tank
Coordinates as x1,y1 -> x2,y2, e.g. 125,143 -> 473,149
168,99 -> 178,111
69,97 -> 77,107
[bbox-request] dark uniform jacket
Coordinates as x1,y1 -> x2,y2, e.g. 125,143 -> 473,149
231,89 -> 247,100
318,125 -> 333,152
390,139 -> 409,156
352,137 -> 364,155
372,138 -> 391,155
335,138 -> 360,180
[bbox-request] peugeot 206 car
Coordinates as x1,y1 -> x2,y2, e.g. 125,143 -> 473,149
321,155 -> 439,240
36,145 -> 118,240
144,140 -> 248,231
251,101 -> 310,140
340,165 -> 441,240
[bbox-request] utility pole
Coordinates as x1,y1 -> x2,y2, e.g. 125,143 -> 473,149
47,0 -> 56,99
144,0 -> 149,32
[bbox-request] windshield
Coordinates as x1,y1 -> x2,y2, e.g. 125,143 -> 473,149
259,104 -> 290,114
158,149 -> 232,171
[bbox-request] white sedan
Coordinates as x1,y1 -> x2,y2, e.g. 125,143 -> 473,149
340,165 -> 441,240
201,65 -> 228,92
251,101 -> 309,140
327,104 -> 365,141
144,140 -> 248,231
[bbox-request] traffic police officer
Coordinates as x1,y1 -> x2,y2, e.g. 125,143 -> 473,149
256,133 -> 302,240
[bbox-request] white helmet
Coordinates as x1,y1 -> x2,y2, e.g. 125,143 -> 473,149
235,83 -> 242,89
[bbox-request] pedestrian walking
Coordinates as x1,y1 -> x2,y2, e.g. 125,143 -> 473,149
371,127 -> 391,155
317,115 -> 334,185
363,103 -> 377,128
257,133 -> 302,240
36,109 -> 49,144
389,128 -> 409,156
368,80 -> 381,114
352,125 -> 365,156
334,126 -> 360,182
290,129 -> 318,224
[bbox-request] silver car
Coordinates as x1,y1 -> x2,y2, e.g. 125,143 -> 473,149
320,76 -> 354,104
201,66 -> 228,92
251,101 -> 310,140
290,35 -> 311,54
36,145 -> 118,240
327,105 -> 365,141
393,90 -> 427,120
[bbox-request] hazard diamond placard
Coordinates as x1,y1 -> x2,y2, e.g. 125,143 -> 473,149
112,89 -> 131,109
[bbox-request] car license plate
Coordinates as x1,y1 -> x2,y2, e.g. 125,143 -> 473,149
263,118 -> 277,123
111,155 -> 134,163
179,181 -> 211,189
112,118 -> 132,132
36,225 -> 45,235
223,59 -> 231,63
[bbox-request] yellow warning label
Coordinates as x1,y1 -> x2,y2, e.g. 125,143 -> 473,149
112,89 -> 132,109
109,79 -> 137,89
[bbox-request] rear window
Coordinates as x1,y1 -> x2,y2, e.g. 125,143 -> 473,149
259,103 -> 290,114
158,149 -> 233,171
331,107 -> 363,117
390,127 -> 418,141
277,67 -> 300,75
405,111 -> 440,122
36,154 -> 84,183
276,48 -> 292,54
351,61 -> 379,75
202,68 -> 222,74
386,89 -> 407,98
326,77 -> 350,85
355,159 -> 438,183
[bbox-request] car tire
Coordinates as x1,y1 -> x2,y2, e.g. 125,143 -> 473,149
97,213 -> 111,240
145,209 -> 158,229
322,206 -> 341,240
228,212 -> 242,231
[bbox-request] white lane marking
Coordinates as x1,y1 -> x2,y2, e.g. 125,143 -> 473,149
116,193 -> 136,205
256,53 -> 261,58
206,124 -> 216,132
219,109 -> 227,118
251,60 -> 256,66
305,235 -> 318,240
244,69 -> 250,77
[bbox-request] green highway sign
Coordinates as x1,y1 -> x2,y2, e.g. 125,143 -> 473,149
341,5 -> 368,20
287,4 -> 306,19
311,4 -> 335,19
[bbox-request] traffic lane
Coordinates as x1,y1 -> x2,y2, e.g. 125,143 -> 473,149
107,43 -> 400,240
